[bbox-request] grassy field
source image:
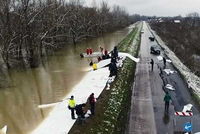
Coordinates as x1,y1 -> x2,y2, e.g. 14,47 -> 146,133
68,23 -> 142,134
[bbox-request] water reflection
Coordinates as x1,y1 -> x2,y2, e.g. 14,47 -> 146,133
0,26 -> 132,134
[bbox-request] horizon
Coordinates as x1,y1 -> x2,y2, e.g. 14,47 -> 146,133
84,0 -> 200,17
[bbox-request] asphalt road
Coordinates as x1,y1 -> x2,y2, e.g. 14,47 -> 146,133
127,22 -> 200,134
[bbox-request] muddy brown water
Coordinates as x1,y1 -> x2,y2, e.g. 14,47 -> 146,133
0,25 -> 133,134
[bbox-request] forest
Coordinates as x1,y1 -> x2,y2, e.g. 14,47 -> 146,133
0,0 -> 139,68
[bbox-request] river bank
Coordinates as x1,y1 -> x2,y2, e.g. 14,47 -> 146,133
68,22 -> 142,134
0,23 -> 133,134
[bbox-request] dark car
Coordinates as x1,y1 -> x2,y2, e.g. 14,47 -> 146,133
150,45 -> 161,55
149,37 -> 155,41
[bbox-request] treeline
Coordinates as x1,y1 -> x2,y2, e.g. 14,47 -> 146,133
150,12 -> 200,76
0,0 -> 137,68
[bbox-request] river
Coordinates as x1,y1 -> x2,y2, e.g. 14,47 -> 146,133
0,25 -> 134,134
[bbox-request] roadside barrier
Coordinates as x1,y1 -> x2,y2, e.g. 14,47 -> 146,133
174,111 -> 193,116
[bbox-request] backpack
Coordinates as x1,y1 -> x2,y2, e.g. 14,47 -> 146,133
68,105 -> 71,110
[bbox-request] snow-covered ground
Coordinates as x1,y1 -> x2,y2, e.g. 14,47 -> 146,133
149,23 -> 200,96
31,67 -> 110,134
31,54 -> 129,134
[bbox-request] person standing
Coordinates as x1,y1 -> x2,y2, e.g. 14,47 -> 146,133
100,46 -> 103,52
93,62 -> 97,70
69,96 -> 76,119
104,49 -> 108,56
163,57 -> 166,67
89,47 -> 92,54
163,91 -> 171,112
113,46 -> 118,59
150,59 -> 154,71
109,62 -> 117,77
86,47 -> 89,55
89,93 -> 95,115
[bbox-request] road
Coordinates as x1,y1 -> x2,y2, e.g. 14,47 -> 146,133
127,21 -> 200,134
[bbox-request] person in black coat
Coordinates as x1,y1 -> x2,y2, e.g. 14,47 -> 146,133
113,46 -> 118,59
75,103 -> 86,124
109,62 -> 117,77
163,57 -> 166,67
150,59 -> 154,71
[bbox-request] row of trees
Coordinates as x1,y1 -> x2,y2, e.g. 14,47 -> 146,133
0,0 -> 136,68
150,12 -> 200,76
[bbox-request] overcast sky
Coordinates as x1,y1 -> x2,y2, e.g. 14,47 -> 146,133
84,0 -> 200,17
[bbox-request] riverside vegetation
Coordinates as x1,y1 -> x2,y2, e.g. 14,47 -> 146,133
0,0 -> 140,69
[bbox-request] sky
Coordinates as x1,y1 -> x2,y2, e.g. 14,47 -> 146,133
84,0 -> 200,17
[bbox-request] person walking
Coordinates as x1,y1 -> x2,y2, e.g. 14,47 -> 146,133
75,103 -> 86,124
163,91 -> 171,112
163,57 -> 166,67
69,96 -> 76,119
89,93 -> 95,115
150,59 -> 154,71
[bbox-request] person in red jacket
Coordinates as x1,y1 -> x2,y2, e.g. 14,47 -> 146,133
88,93 -> 95,115
89,47 -> 92,54
86,47 -> 89,55
97,56 -> 102,62
104,49 -> 108,55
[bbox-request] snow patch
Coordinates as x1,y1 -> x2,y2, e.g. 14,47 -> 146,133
157,56 -> 163,61
165,84 -> 175,91
163,69 -> 177,75
182,104 -> 193,112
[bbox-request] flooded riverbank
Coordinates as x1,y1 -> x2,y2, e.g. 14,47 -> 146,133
0,26 -> 133,134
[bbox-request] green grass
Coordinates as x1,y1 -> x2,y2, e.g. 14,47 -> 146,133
93,23 -> 142,134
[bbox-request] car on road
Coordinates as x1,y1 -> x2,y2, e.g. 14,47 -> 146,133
150,45 -> 161,55
149,37 -> 155,41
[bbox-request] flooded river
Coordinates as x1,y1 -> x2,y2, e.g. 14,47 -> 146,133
0,25 -> 134,134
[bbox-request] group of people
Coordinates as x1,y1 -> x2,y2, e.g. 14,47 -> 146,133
149,57 -> 171,112
68,93 -> 96,124
88,46 -> 109,68
98,46 -> 109,62
86,47 -> 93,55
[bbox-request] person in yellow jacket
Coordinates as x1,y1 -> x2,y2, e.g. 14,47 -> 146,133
93,62 -> 97,71
69,96 -> 76,119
